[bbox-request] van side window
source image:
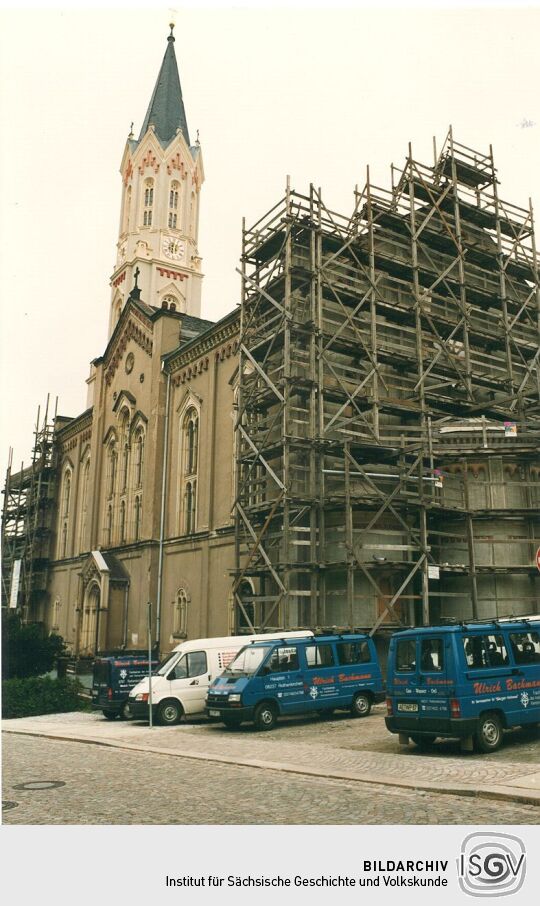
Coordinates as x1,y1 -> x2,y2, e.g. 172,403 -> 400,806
396,639 -> 416,672
336,642 -> 371,666
510,632 -> 540,664
305,644 -> 335,667
268,646 -> 299,673
172,651 -> 207,679
420,638 -> 444,672
463,635 -> 508,668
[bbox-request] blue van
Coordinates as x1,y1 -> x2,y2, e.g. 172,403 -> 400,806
91,654 -> 158,720
206,633 -> 384,730
385,618 -> 540,752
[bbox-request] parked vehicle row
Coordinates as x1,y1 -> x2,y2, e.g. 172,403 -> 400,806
125,631 -> 313,725
91,616 -> 540,753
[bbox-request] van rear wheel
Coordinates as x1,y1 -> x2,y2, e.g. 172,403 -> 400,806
102,710 -> 118,720
119,701 -> 132,720
475,713 -> 503,753
351,693 -> 371,718
157,700 -> 183,726
254,702 -> 277,731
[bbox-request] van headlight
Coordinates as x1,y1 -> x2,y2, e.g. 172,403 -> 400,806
228,694 -> 242,703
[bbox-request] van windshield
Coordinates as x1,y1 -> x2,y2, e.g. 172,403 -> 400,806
155,652 -> 178,676
226,646 -> 272,675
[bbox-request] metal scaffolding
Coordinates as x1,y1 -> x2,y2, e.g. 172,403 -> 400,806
1,396 -> 58,619
233,130 -> 540,634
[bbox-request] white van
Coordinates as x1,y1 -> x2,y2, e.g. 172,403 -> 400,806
127,631 -> 313,725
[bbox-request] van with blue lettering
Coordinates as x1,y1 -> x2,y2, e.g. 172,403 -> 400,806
206,633 -> 384,730
385,617 -> 540,752
91,654 -> 158,720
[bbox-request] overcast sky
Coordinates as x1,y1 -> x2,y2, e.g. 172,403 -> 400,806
1,2 -> 539,481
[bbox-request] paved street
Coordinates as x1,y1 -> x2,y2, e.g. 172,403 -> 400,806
3,732 -> 539,825
3,707 -> 540,824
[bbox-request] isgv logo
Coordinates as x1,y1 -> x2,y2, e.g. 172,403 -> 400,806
457,833 -> 526,897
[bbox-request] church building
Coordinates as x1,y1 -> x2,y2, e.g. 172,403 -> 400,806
36,27 -> 241,655
3,27 -> 538,655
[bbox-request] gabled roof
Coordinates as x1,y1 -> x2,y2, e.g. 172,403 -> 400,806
138,26 -> 190,148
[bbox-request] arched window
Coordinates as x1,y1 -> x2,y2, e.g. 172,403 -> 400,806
168,180 -> 180,229
134,495 -> 142,541
52,598 -> 61,632
120,411 -> 130,493
58,467 -> 72,558
134,429 -> 145,487
185,480 -> 196,535
163,294 -> 178,311
63,473 -> 71,518
184,408 -> 198,476
119,499 -> 126,543
180,406 -> 199,534
105,504 -> 113,547
190,190 -> 195,236
123,185 -> 132,234
174,588 -> 188,637
143,178 -> 154,227
79,457 -> 90,551
108,444 -> 117,498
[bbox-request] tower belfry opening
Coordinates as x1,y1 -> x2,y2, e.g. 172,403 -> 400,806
233,130 -> 540,635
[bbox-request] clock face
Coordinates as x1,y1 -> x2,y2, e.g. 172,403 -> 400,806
162,237 -> 185,261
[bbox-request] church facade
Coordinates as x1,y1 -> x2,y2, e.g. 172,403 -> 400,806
42,28 -> 241,656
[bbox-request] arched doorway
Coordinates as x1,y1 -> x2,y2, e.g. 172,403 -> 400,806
80,583 -> 100,655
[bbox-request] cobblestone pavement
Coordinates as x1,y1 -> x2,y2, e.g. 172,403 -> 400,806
3,733 -> 539,825
4,708 -> 539,797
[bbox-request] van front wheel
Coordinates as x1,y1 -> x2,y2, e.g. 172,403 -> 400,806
475,713 -> 503,753
254,702 -> 277,731
351,693 -> 371,718
157,700 -> 183,726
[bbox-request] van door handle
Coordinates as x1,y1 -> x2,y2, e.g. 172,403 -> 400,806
190,679 -> 199,686
511,669 -> 524,676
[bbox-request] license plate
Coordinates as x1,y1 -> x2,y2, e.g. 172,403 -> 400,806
209,709 -> 221,717
397,702 -> 418,713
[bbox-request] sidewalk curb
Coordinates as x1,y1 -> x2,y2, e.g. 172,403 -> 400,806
4,726 -> 539,808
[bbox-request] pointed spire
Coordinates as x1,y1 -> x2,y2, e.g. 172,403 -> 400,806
138,24 -> 190,147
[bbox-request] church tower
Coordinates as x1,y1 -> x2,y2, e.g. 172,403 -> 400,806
108,25 -> 204,336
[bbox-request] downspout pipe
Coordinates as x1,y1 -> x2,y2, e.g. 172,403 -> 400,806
156,364 -> 171,651
122,581 -> 130,649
